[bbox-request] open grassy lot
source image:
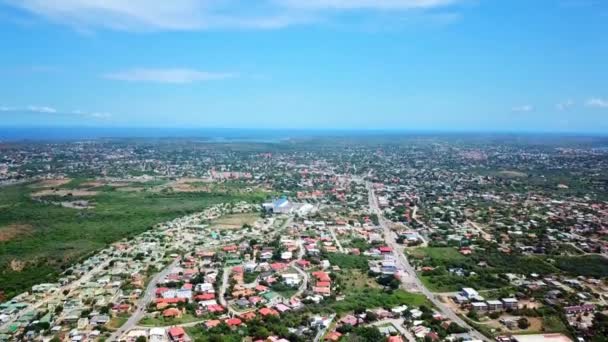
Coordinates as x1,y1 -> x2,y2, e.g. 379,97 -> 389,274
411,247 -> 559,292
210,212 -> 260,230
139,313 -> 200,326
329,287 -> 429,315
337,270 -> 381,291
107,314 -> 130,330
409,247 -> 467,263
321,269 -> 429,315
0,181 -> 266,299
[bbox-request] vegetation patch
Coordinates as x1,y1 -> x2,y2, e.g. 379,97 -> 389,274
329,288 -> 428,314
0,182 -> 266,299
555,255 -> 608,278
325,253 -> 370,271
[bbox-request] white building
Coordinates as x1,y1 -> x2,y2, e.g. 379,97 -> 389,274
149,327 -> 167,342
263,198 -> 293,214
282,273 -> 301,286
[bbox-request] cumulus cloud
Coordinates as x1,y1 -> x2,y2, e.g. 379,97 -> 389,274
0,105 -> 111,119
586,98 -> 608,108
3,0 -> 463,31
103,68 -> 236,84
512,105 -> 534,113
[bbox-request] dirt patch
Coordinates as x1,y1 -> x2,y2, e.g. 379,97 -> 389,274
152,177 -> 212,193
482,315 -> 542,334
81,181 -> 106,187
172,183 -> 210,192
0,224 -> 33,242
211,213 -> 259,230
31,189 -> 98,198
497,170 -> 527,178
116,186 -> 144,192
107,182 -> 131,187
61,200 -> 94,210
34,178 -> 71,188
9,259 -> 26,272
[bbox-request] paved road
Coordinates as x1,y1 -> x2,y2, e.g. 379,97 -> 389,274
313,313 -> 336,342
290,237 -> 309,298
218,266 -> 233,312
367,182 -> 490,342
217,265 -> 257,316
109,258 -> 180,341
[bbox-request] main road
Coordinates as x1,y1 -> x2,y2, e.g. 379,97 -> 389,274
367,181 -> 490,342
109,257 -> 180,341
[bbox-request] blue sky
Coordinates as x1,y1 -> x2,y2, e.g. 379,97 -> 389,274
0,0 -> 607,133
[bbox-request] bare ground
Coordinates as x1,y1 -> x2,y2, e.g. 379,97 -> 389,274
31,189 -> 99,197
0,223 -> 34,242
33,178 -> 72,188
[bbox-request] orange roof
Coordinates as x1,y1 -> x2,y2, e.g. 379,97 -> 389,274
240,311 -> 257,320
259,307 -> 279,316
316,281 -> 331,288
312,271 -> 331,282
169,326 -> 185,337
225,318 -> 242,326
207,304 -> 225,312
194,293 -> 215,301
156,298 -> 186,304
325,332 -> 342,341
205,319 -> 221,328
163,308 -> 181,317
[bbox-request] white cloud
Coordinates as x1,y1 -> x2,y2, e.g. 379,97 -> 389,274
0,105 -> 111,119
27,105 -> 57,113
275,0 -> 459,10
103,68 -> 236,84
556,99 -> 574,111
3,0 -> 463,31
512,105 -> 534,113
586,98 -> 608,108
0,105 -> 58,113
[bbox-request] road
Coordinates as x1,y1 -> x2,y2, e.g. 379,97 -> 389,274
466,220 -> 493,242
313,313 -> 336,342
218,266 -> 233,313
328,226 -> 345,253
109,258 -> 180,342
290,237 -> 309,298
367,181 -> 491,342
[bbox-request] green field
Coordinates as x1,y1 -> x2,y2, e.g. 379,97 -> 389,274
409,247 -> 467,263
0,181 -> 267,299
329,288 -> 429,314
139,313 -> 201,326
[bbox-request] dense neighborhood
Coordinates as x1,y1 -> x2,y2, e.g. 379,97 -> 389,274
1,136 -> 608,342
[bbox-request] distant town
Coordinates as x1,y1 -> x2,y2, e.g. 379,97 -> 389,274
1,135 -> 607,342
